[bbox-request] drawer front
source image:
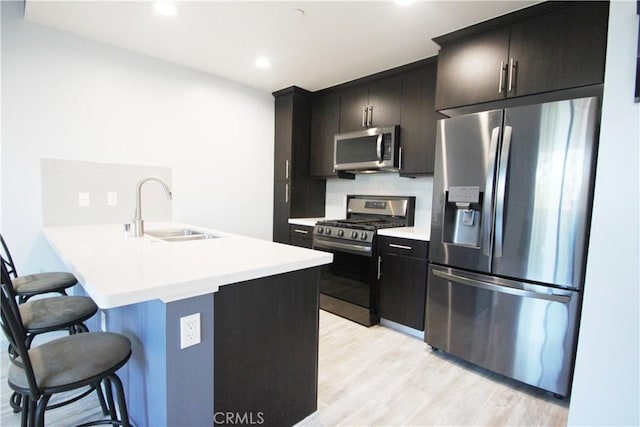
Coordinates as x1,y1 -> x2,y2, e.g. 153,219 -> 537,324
289,224 -> 313,248
379,236 -> 428,259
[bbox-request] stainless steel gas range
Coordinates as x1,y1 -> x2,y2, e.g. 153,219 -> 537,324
312,195 -> 415,326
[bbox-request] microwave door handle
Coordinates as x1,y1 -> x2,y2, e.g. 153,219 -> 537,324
376,134 -> 383,163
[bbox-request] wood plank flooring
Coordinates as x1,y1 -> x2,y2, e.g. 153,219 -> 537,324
1,310 -> 569,426
299,311 -> 568,426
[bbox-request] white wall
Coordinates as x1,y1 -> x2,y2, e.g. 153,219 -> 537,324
1,2 -> 274,273
568,1 -> 639,425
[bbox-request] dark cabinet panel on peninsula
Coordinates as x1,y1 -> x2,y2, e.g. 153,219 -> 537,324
214,267 -> 321,427
378,236 -> 429,331
273,87 -> 325,244
434,1 -> 609,111
310,90 -> 340,178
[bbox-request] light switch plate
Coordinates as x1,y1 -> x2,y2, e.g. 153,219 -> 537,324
180,313 -> 201,349
107,191 -> 118,206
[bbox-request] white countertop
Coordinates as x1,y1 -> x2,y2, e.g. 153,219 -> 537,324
44,223 -> 332,309
288,217 -> 326,227
378,226 -> 430,242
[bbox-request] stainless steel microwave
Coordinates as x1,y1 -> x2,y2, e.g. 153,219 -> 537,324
333,125 -> 400,173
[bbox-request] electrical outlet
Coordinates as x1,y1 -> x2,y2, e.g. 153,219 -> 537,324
180,313 -> 201,349
78,192 -> 90,207
107,191 -> 118,206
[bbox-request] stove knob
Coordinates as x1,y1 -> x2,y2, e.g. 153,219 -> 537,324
351,231 -> 359,239
317,226 -> 324,234
325,228 -> 332,235
337,229 -> 344,237
360,232 -> 368,240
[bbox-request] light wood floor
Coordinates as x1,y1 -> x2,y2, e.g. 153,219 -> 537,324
299,311 -> 568,426
1,310 -> 569,426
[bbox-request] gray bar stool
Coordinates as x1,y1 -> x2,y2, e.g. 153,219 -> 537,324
1,234 -> 77,303
1,263 -> 131,427
0,257 -> 104,415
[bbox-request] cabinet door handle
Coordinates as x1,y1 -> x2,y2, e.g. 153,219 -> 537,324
285,183 -> 290,203
399,147 -> 403,170
508,57 -> 516,92
285,160 -> 290,179
377,256 -> 382,280
293,229 -> 309,234
367,106 -> 373,127
362,106 -> 368,128
389,243 -> 412,250
498,61 -> 506,94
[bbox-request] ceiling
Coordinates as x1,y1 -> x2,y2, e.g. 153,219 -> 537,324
24,1 -> 539,93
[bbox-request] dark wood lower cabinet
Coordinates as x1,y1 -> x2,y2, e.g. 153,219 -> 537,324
214,268 -> 320,427
289,224 -> 314,248
378,236 -> 428,331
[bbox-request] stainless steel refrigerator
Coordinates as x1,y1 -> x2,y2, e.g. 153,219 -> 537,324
426,96 -> 599,397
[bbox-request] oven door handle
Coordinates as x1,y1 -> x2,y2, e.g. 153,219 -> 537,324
313,239 -> 372,257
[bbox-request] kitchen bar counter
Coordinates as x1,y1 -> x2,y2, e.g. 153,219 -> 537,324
44,222 -> 331,427
44,222 -> 332,308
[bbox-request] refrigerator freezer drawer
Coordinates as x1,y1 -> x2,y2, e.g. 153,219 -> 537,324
425,265 -> 580,396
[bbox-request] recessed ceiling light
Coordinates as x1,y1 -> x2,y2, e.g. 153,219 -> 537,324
395,0 -> 415,6
154,1 -> 177,17
255,57 -> 271,69
291,8 -> 305,18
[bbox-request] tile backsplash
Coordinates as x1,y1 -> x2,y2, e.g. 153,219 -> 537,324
41,159 -> 172,227
325,174 -> 433,229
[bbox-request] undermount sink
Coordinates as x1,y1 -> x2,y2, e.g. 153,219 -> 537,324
146,228 -> 219,242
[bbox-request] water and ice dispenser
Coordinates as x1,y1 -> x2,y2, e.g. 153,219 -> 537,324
442,186 -> 482,247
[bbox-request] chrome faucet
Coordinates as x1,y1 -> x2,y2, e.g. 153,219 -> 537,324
131,176 -> 172,237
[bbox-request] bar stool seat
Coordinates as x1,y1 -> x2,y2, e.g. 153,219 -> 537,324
8,332 -> 131,392
19,296 -> 97,334
12,272 -> 77,302
1,234 -> 78,303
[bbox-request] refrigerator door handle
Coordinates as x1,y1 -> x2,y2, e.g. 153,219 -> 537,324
494,125 -> 513,258
432,269 -> 572,303
482,126 -> 501,256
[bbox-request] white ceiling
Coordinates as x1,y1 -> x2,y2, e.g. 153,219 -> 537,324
24,0 -> 539,93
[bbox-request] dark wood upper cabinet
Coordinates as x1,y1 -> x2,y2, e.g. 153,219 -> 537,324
435,29 -> 510,110
399,60 -> 442,177
310,91 -> 340,178
366,75 -> 402,129
339,75 -> 402,133
309,59 -> 438,177
434,1 -> 609,111
507,2 -> 609,98
339,84 -> 369,132
274,94 -> 294,182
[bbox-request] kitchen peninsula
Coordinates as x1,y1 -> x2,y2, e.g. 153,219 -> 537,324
44,223 -> 332,427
